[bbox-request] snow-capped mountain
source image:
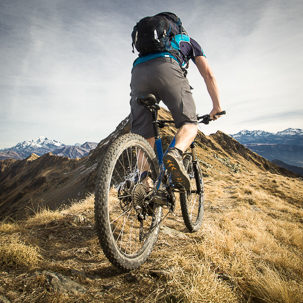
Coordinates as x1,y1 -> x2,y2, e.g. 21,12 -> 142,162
229,128 -> 303,168
232,130 -> 274,138
52,143 -> 98,159
0,137 -> 97,159
15,136 -> 64,151
1,137 -> 65,158
230,128 -> 303,145
276,128 -> 303,136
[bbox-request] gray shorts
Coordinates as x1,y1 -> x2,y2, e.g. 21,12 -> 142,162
130,57 -> 197,139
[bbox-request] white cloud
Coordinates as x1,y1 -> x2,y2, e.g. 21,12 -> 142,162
184,0 -> 303,135
0,0 -> 302,148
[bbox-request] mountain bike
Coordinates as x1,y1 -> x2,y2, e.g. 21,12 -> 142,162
94,94 -> 225,271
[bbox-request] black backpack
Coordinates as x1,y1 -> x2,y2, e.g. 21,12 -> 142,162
131,12 -> 187,56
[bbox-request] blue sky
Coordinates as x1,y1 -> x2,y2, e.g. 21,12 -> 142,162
1,0 -> 302,148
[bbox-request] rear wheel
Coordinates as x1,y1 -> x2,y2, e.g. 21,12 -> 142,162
180,154 -> 204,232
95,133 -> 161,271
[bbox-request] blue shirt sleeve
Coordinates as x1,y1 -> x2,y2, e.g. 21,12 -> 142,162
179,37 -> 206,63
190,38 -> 206,58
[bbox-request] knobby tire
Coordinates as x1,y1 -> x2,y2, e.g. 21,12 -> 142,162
95,133 -> 161,271
180,155 -> 204,232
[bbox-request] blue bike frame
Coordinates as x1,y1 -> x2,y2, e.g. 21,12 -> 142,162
154,136 -> 176,190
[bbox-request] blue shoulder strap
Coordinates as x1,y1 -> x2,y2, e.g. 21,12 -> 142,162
170,34 -> 190,51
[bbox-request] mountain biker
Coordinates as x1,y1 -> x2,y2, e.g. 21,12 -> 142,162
130,12 -> 223,191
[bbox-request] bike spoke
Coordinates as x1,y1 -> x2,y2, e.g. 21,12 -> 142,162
95,133 -> 162,271
106,145 -> 158,256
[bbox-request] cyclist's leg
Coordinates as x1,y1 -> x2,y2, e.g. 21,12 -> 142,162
130,61 -> 156,140
146,137 -> 155,149
174,124 -> 198,152
136,139 -> 155,190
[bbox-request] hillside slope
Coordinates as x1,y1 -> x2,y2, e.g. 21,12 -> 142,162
0,108 -> 300,221
0,108 -> 302,302
0,127 -> 302,301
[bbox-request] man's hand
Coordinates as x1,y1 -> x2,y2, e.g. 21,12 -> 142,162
209,107 -> 224,120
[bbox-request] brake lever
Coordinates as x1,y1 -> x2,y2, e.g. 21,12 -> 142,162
202,115 -> 211,125
214,110 -> 226,117
199,111 -> 226,124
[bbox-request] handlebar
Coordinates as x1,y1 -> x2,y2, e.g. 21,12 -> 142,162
157,110 -> 226,128
197,111 -> 226,125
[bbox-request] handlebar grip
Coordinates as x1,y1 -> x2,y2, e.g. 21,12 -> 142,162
216,110 -> 226,115
198,110 -> 226,124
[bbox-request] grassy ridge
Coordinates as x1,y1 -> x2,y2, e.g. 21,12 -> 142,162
1,108 -> 302,301
1,169 -> 302,302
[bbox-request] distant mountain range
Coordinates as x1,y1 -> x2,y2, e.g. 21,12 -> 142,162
230,128 -> 303,145
0,137 -> 97,160
1,128 -> 303,172
229,128 -> 303,169
1,108 -> 300,221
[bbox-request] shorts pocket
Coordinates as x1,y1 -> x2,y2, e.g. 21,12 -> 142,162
181,87 -> 196,119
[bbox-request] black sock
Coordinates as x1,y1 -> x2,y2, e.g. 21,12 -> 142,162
174,147 -> 183,157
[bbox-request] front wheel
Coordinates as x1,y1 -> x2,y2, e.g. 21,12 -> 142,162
95,133 -> 161,271
180,154 -> 204,232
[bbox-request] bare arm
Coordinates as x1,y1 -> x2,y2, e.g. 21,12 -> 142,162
195,55 -> 223,120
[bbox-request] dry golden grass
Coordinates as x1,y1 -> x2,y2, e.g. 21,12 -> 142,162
0,171 -> 302,302
61,194 -> 95,215
247,264 -> 302,303
0,221 -> 23,234
0,234 -> 42,269
25,207 -> 64,227
143,261 -> 239,302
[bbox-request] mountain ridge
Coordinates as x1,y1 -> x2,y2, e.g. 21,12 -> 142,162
229,128 -> 303,168
0,108 -> 300,221
230,128 -> 303,145
0,137 -> 97,160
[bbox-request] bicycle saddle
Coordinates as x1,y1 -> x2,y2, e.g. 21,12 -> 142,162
136,94 -> 160,110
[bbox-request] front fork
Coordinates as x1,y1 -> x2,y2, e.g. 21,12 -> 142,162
190,142 -> 202,195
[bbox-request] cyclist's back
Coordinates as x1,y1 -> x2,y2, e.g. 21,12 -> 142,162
130,12 -> 223,190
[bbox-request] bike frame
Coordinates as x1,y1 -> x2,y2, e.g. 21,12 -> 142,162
154,136 -> 175,190
150,107 -> 200,193
150,106 -> 203,194
148,106 -> 173,190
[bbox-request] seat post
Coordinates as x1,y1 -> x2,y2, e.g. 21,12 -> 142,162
136,94 -> 160,140
151,108 -> 160,140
